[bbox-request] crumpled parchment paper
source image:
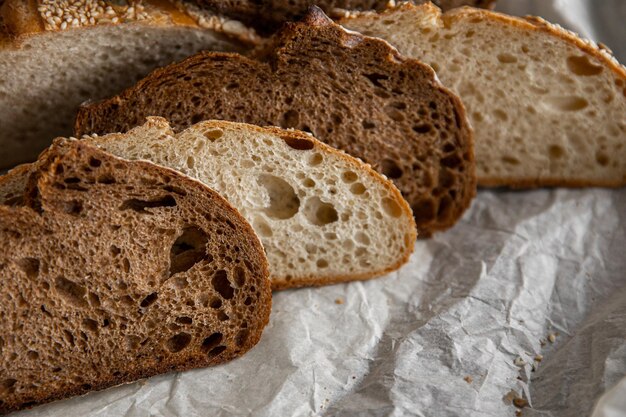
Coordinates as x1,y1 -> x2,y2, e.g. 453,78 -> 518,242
14,1 -> 626,416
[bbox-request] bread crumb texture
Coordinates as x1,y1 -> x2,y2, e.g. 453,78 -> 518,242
343,3 -> 626,187
87,117 -> 416,289
0,140 -> 271,414
75,7 -> 476,235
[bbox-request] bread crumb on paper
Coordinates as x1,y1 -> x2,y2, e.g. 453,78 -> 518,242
335,298 -> 344,305
463,376 -> 473,384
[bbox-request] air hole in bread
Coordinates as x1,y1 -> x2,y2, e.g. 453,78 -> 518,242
381,159 -> 403,179
110,245 -> 121,256
281,109 -> 300,128
363,73 -> 389,88
355,232 -> 371,246
350,183 -> 366,195
217,311 -> 229,321
362,120 -> 376,129
548,145 -> 565,160
140,292 -> 158,308
208,345 -> 227,357
233,266 -> 246,287
186,156 -> 195,169
497,53 -> 518,64
493,109 -> 508,121
88,157 -> 102,167
567,55 -> 603,76
27,351 -> 38,360
258,174 -> 300,220
212,270 -> 234,300
176,316 -> 193,325
282,136 -> 314,150
209,297 -> 222,309
502,156 -> 521,165
384,105 -> 405,122
596,151 -> 610,166
204,129 -> 223,141
317,259 -> 329,268
303,178 -> 315,188
166,333 -> 192,353
308,153 -> 323,166
341,171 -> 358,183
201,332 -> 223,354
413,124 -> 433,134
55,276 -> 87,307
441,154 -> 462,169
120,195 -> 176,213
543,96 -> 589,112
1,379 -> 17,395
82,318 -> 98,333
17,258 -> 40,280
61,331 -> 75,348
169,226 -> 209,276
304,197 -> 338,226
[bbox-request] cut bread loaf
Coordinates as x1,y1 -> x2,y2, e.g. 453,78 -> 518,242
0,0 -> 258,170
84,117 -> 417,289
75,7 -> 476,236
0,140 -> 271,414
342,3 -> 626,187
189,0 -> 495,33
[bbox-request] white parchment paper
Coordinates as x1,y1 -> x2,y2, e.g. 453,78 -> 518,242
14,1 -> 626,416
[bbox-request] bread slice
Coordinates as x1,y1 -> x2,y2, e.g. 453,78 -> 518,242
0,140 -> 271,414
82,117 -> 416,289
75,7 -> 476,236
189,0 -> 495,33
0,0 -> 259,170
342,3 -> 626,187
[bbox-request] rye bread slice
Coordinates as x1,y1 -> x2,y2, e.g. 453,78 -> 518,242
342,3 -> 626,187
0,140 -> 271,414
189,0 -> 495,33
75,7 -> 476,236
82,117 -> 416,289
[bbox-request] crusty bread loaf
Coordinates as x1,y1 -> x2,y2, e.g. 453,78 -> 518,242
0,0 -> 258,170
342,3 -> 626,187
83,117 -> 417,289
75,7 -> 476,236
189,0 -> 495,33
0,140 -> 271,414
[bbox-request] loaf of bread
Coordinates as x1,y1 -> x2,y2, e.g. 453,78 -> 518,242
0,0 -> 258,170
82,117 -> 417,289
75,7 -> 476,236
0,139 -> 271,414
342,3 -> 626,187
189,0 -> 495,33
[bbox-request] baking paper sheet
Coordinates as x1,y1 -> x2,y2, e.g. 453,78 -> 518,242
13,1 -> 626,416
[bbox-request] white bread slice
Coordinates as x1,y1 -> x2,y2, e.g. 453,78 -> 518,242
342,3 -> 626,187
0,0 -> 258,170
84,117 -> 417,290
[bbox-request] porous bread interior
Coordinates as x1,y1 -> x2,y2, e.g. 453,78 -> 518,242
0,142 -> 270,413
0,22 -> 245,170
0,164 -> 31,206
75,12 -> 476,236
343,5 -> 626,186
88,119 -> 416,287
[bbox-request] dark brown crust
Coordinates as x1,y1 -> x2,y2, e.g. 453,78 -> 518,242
75,8 -> 476,236
0,141 -> 272,415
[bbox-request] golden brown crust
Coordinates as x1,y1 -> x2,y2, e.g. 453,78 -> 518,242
0,141 -> 271,414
